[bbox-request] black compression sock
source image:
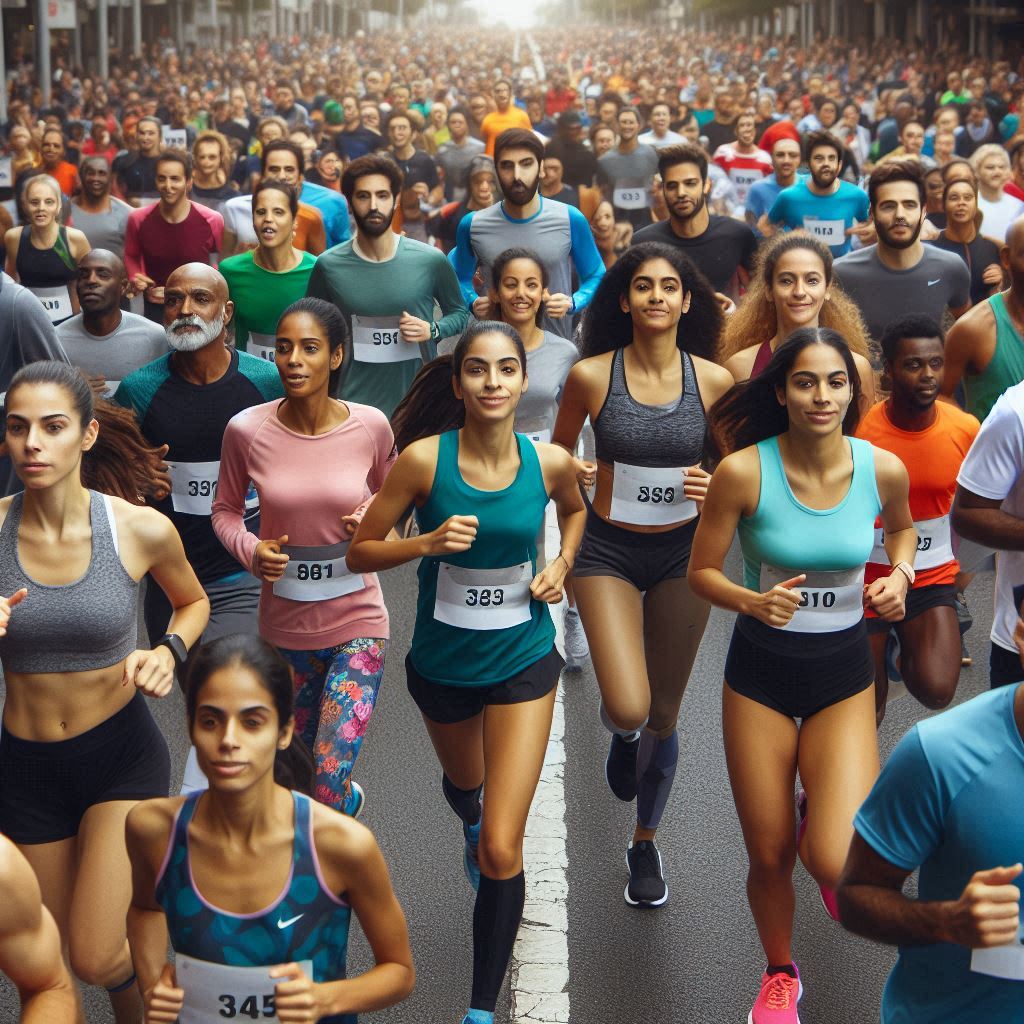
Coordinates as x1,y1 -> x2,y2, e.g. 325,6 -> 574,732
443,774 -> 482,826
767,963 -> 798,978
470,870 -> 526,1012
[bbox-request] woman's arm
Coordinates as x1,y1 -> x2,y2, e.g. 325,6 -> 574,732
271,817 -> 414,1020
5,228 -> 20,279
211,417 -> 262,573
863,447 -> 915,621
530,444 -> 587,603
69,228 -> 91,262
551,360 -> 600,485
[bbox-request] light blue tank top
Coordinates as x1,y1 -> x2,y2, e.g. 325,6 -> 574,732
739,434 -> 881,591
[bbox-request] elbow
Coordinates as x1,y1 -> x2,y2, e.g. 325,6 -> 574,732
345,545 -> 368,575
397,963 -> 416,1001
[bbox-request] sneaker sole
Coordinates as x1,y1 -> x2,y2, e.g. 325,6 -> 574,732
348,782 -> 365,820
623,850 -> 668,907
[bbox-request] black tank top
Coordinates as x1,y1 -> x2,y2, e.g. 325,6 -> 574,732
15,226 -> 77,288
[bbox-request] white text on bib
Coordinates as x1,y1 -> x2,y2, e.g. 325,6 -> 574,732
434,561 -> 533,630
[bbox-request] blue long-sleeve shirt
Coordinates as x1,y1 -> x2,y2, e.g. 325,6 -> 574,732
301,180 -> 351,247
449,198 -> 604,339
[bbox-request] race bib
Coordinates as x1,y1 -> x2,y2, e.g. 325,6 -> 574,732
802,217 -> 846,246
102,379 -> 120,398
176,953 -> 314,1024
162,125 -> 187,149
247,331 -> 277,362
613,187 -> 649,211
168,460 -> 219,516
0,157 -> 12,188
352,314 -> 420,364
521,428 -> 552,445
29,285 -> 73,323
971,925 -> 1024,981
759,563 -> 865,633
870,514 -> 954,572
272,541 -> 366,602
609,463 -> 697,527
434,561 -> 533,631
728,167 -> 762,200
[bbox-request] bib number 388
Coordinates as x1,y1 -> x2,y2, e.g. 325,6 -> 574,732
176,955 -> 314,1024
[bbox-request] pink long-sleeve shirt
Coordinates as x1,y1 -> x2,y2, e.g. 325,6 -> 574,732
212,400 -> 395,650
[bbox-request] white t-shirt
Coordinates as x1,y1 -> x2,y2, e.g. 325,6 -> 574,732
978,192 -> 1024,242
956,381 -> 1024,653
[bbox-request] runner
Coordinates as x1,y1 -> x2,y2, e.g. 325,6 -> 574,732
347,320 -> 586,1024
125,633 -> 415,1024
213,297 -> 394,816
712,110 -> 772,210
551,242 -> 733,905
746,135 -> 801,237
688,328 -> 915,1023
220,180 -> 317,361
436,107 -> 486,203
720,232 -> 875,410
0,359 -> 209,1024
632,143 -> 757,300
69,157 -> 133,259
112,115 -> 162,206
189,130 -> 239,216
57,249 -> 168,398
766,131 -> 870,258
307,153 -> 468,417
4,175 -> 90,325
450,128 -> 605,340
856,314 -> 979,720
480,79 -> 532,156
0,834 -> 75,1022
597,107 -> 659,230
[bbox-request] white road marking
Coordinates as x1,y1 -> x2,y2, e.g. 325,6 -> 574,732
509,506 -> 571,1023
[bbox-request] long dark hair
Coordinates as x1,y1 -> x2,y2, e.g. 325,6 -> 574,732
579,243 -> 722,361
4,361 -> 169,503
391,320 -> 526,452
184,634 -> 314,796
277,297 -> 350,396
708,328 -> 862,460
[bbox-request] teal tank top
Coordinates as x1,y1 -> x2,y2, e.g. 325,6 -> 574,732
739,434 -> 881,591
964,293 -> 1024,423
412,429 -> 555,686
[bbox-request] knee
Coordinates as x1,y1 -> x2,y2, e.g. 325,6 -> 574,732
800,843 -> 845,892
69,942 -> 130,989
478,830 -> 524,879
602,698 -> 649,735
903,660 -> 958,710
747,840 -> 797,880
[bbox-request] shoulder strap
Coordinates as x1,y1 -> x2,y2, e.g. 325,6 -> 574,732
0,492 -> 24,549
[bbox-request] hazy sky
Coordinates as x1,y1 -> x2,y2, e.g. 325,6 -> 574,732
471,0 -> 541,28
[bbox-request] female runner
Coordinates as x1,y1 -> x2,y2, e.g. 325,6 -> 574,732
688,329 -> 915,1023
3,175 -> 90,325
347,321 -> 585,1024
719,231 -> 875,406
219,180 -> 316,363
0,361 -> 209,1023
125,634 -> 414,1024
931,176 -> 1004,308
213,297 -> 392,818
551,242 -> 732,907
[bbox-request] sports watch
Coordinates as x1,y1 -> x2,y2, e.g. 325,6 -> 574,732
158,633 -> 188,673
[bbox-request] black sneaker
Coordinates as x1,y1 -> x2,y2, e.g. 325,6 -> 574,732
605,732 -> 640,801
624,840 -> 668,907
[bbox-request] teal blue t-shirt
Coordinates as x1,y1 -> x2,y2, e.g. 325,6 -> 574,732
855,685 -> 1024,1023
767,179 -> 869,257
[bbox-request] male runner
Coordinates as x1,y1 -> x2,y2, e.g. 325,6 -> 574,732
597,107 -> 659,229
746,134 -> 801,236
712,110 -> 772,209
70,157 -> 133,258
112,115 -> 162,206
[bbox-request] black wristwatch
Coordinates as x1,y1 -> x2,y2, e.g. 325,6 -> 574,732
157,633 -> 188,673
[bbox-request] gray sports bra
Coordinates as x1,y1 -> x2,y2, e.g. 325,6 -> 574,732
0,490 -> 138,673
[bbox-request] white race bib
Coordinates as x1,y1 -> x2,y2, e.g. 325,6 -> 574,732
524,428 -> 552,445
102,379 -> 121,398
613,187 -> 649,211
802,217 -> 846,246
971,926 -> 1024,981
728,167 -> 763,200
0,157 -> 12,188
247,331 -> 278,362
176,953 -> 314,1024
759,563 -> 865,632
869,514 -> 954,572
162,126 -> 187,149
29,285 -> 73,323
434,561 -> 533,631
272,541 -> 366,602
168,460 -> 220,516
352,314 -> 421,364
609,463 -> 697,527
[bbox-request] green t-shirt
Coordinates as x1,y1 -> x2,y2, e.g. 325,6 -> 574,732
220,249 -> 317,361
939,89 -> 970,106
305,234 -> 469,417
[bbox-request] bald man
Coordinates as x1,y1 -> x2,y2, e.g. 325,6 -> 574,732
0,835 -> 75,1023
943,219 -> 1024,424
58,249 -> 168,398
114,264 -> 284,791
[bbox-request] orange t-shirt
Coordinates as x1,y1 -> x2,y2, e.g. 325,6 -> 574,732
481,107 -> 534,156
856,400 -> 980,590
294,202 -> 326,256
50,161 -> 79,198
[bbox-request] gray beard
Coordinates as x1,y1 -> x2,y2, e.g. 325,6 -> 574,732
165,313 -> 225,352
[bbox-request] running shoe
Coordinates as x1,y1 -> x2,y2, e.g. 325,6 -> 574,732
562,604 -> 590,671
795,790 -> 839,921
344,780 -> 365,819
624,840 -> 668,907
463,820 -> 481,892
605,732 -> 640,801
748,966 -> 803,1023
460,1012 -> 494,1024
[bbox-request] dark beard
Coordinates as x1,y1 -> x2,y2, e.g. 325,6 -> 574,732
355,208 -> 394,237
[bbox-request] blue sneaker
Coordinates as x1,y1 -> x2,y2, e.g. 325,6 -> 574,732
463,820 -> 481,891
461,1010 -> 494,1024
344,781 -> 365,819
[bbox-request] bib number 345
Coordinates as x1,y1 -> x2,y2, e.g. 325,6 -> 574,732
218,993 -> 276,1019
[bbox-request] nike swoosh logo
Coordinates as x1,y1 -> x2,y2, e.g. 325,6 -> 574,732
927,279 -> 941,286
277,914 -> 303,929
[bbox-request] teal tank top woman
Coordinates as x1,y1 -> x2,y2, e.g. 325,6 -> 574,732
412,429 -> 555,686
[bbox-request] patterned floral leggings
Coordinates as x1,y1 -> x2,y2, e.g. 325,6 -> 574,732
278,638 -> 386,815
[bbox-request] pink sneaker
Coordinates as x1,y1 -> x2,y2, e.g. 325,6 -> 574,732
748,966 -> 803,1023
796,790 -> 840,922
